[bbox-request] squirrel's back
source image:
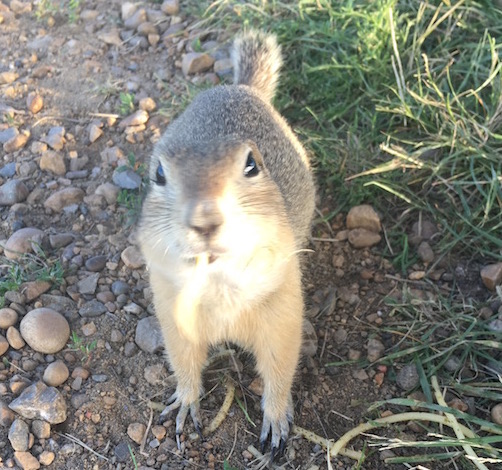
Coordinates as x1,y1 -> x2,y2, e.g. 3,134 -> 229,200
155,31 -> 315,243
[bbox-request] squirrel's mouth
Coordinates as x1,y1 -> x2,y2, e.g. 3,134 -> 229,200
184,250 -> 225,266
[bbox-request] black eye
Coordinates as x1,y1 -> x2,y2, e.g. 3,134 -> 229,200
156,163 -> 166,185
244,151 -> 259,177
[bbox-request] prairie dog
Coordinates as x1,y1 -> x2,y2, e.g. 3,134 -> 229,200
138,30 -> 315,457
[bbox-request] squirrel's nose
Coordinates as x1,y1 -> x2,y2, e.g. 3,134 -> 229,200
185,199 -> 224,239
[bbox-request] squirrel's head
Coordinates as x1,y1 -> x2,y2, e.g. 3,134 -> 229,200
138,137 -> 293,272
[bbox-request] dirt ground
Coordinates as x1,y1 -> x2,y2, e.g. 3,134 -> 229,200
0,2 -> 495,470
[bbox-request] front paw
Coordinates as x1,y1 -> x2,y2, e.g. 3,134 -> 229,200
159,391 -> 202,448
259,412 -> 291,461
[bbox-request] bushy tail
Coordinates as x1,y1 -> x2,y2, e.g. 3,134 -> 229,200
232,30 -> 283,103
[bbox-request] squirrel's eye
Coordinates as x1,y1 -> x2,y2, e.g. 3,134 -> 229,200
244,151 -> 259,178
156,163 -> 166,185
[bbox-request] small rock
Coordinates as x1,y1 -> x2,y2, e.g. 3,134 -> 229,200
488,319 -> 502,333
110,329 -> 123,343
0,127 -> 18,144
26,93 -> 43,114
411,219 -> 438,241
49,233 -> 74,249
417,241 -> 434,264
135,316 -> 164,354
42,127 -> 65,151
72,367 -> 90,380
31,420 -> 51,439
0,307 -> 18,329
20,308 -> 70,354
80,9 -> 99,21
9,381 -> 67,424
121,245 -> 145,269
0,180 -> 29,206
7,326 -> 25,349
88,124 -> 103,143
44,187 -> 85,212
139,97 -> 156,112
0,335 -> 8,355
182,52 -> 215,76
43,360 -> 69,387
396,364 -> 420,390
114,442 -> 130,462
40,150 -> 66,175
213,58 -> 233,75
14,451 -> 40,470
112,280 -> 129,295
98,29 -> 122,47
9,418 -> 30,451
367,338 -> 385,362
301,319 -> 317,357
151,424 -> 166,440
4,227 -> 44,260
77,273 -> 100,295
85,255 -> 107,272
0,71 -> 18,84
3,131 -> 30,153
480,263 -> 502,291
112,167 -> 142,189
138,22 -> 157,36
348,349 -> 362,361
148,33 -> 160,47
348,228 -> 381,248
79,299 -> 106,317
127,422 -> 146,444
38,450 -> 55,466
0,161 -> 17,177
161,0 -> 180,15
346,205 -> 381,232
21,280 -> 52,302
353,369 -> 369,381
0,400 -> 15,426
491,403 -> 502,425
81,322 -> 97,336
121,2 -> 137,21
144,364 -> 167,385
408,271 -> 425,281
124,8 -> 146,29
119,110 -> 149,129
334,328 -> 348,343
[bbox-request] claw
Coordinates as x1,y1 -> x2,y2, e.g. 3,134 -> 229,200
259,412 -> 290,462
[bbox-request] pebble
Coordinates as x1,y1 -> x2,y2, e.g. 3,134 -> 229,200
85,255 -> 107,272
346,205 -> 382,232
353,369 -> 369,381
49,233 -> 74,249
20,308 -> 70,354
43,360 -> 69,387
417,241 -> 434,264
42,126 -> 65,151
95,182 -> 120,204
21,280 -> 52,302
0,127 -> 18,144
138,22 -> 157,36
112,167 -> 142,189
151,425 -> 167,440
411,219 -> 438,241
182,52 -> 215,76
88,123 -> 103,143
0,335 -> 9,355
301,319 -> 318,357
79,299 -> 107,317
7,326 -> 25,349
26,92 -> 43,114
81,322 -> 97,336
4,227 -> 44,260
9,381 -> 67,423
135,316 -> 164,353
111,280 -> 129,295
366,338 -> 385,362
144,363 -> 167,385
0,307 -> 18,329
72,367 -> 90,380
31,420 -> 51,439
491,403 -> 502,425
14,451 -> 40,470
121,2 -> 137,21
114,441 -> 131,462
0,71 -> 19,84
0,161 -> 17,177
480,262 -> 502,291
0,400 -> 15,426
213,58 -> 233,75
0,179 -> 29,206
139,97 -> 156,112
77,273 -> 100,295
40,150 -> 66,175
98,29 -> 123,47
161,0 -> 180,15
128,422 -> 146,444
38,450 -> 55,466
124,8 -> 146,29
396,364 -> 420,390
110,329 -> 123,343
348,228 -> 381,248
119,109 -> 149,128
121,245 -> 145,269
9,418 -> 30,451
44,187 -> 85,212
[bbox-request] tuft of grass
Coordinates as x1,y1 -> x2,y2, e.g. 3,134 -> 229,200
34,0 -> 80,23
67,331 -> 97,366
119,92 -> 135,116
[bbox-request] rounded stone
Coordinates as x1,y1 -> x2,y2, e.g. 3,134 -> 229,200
20,308 -> 70,354
491,403 -> 502,425
6,326 -> 25,349
127,422 -> 146,444
4,227 -> 45,260
0,307 -> 19,329
43,360 -> 69,387
396,364 -> 420,391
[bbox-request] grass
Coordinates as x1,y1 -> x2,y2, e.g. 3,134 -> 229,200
34,0 -> 80,23
67,331 -> 97,367
180,1 -> 502,468
0,248 -> 64,307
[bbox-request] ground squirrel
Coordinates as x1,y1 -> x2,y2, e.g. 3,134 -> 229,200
138,30 -> 315,458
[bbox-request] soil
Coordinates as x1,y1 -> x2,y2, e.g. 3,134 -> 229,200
0,2 -> 495,470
